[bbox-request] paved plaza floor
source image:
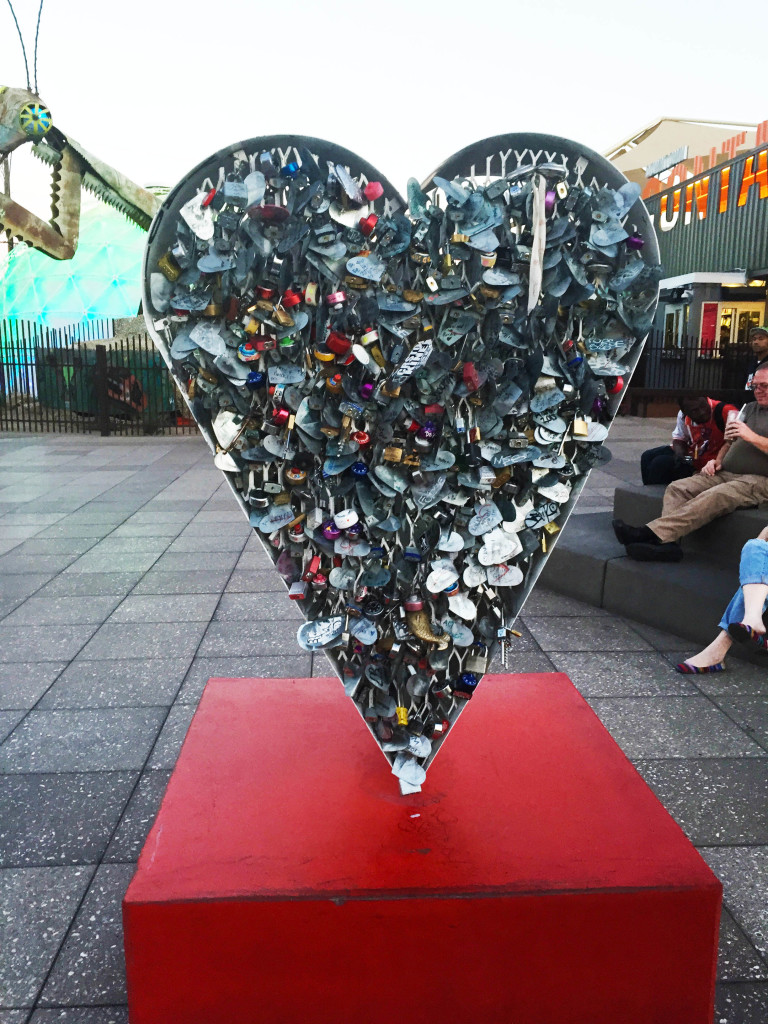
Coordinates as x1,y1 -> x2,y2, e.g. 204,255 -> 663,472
0,421 -> 766,1023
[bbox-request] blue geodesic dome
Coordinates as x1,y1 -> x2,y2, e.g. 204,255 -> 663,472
0,204 -> 145,327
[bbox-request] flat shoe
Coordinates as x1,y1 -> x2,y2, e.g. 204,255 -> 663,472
674,661 -> 726,674
612,518 -> 655,546
727,622 -> 768,653
626,541 -> 683,562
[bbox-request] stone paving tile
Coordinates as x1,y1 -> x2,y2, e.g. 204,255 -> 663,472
2,596 -> 123,628
146,705 -> 197,769
0,663 -> 68,710
198,619 -> 305,657
83,537 -> 171,555
619,619 -> 697,652
523,616 -> 654,652
123,509 -> 195,524
1,524 -> 52,539
588,697 -> 764,758
188,510 -> 244,523
718,908 -> 768,982
214,591 -> 302,621
0,554 -> 79,575
0,708 -> 167,773
2,1010 -> 28,1023
55,513 -> 127,526
0,865 -> 95,1006
108,522 -> 181,538
64,551 -> 160,575
106,594 -> 219,624
0,773 -> 137,867
178,655 -> 314,703
151,550 -> 240,573
0,711 -> 26,743
547,651 -> 698,697
0,626 -> 97,664
38,574 -> 144,598
0,574 -> 54,600
131,569 -> 231,595
77,622 -> 207,661
104,771 -> 171,863
40,863 -> 134,1006
520,589 -> 610,617
165,533 -> 246,552
37,522 -> 120,539
224,569 -> 290,593
235,548 -> 278,571
38,659 -> 191,710
716,697 -> 768,752
704,847 -> 768,958
8,539 -> 99,557
0,513 -> 66,526
715,983 -> 768,1023
634,759 -> 768,844
179,519 -> 248,536
487,650 -> 558,675
29,1006 -> 129,1023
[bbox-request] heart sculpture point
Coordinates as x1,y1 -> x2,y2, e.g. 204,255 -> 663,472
143,133 -> 660,792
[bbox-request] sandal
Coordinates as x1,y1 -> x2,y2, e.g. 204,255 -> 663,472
675,661 -> 726,674
727,623 -> 768,653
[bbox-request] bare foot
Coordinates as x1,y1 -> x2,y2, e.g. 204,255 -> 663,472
682,630 -> 732,668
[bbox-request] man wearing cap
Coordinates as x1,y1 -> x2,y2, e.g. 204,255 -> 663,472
613,364 -> 768,561
745,324 -> 768,391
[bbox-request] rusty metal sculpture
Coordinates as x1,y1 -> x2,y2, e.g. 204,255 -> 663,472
0,84 -> 159,260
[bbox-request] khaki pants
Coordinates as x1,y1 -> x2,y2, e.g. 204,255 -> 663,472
647,471 -> 768,543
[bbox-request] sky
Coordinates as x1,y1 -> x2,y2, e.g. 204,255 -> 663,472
1,0 -> 764,217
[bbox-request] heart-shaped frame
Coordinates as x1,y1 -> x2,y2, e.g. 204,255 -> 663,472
143,133 -> 660,791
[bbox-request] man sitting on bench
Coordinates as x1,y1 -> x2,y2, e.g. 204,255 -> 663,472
640,395 -> 737,486
613,366 -> 768,562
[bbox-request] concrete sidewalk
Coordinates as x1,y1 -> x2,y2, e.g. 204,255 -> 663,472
0,424 -> 766,1023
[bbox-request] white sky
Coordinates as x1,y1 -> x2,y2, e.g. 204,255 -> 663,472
1,0 -> 763,215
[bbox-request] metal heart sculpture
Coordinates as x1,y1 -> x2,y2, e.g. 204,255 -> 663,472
143,133 -> 660,792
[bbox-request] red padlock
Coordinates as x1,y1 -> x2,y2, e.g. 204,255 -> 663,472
359,213 -> 378,237
463,361 -> 481,392
364,181 -> 384,201
326,331 -> 351,355
302,554 -> 321,582
607,375 -> 624,395
282,288 -> 302,309
201,188 -> 216,208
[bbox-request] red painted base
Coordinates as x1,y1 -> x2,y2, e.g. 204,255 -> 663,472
123,675 -> 721,1024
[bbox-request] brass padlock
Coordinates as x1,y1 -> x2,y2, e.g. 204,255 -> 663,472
573,418 -> 589,437
157,252 -> 182,282
383,446 -> 404,463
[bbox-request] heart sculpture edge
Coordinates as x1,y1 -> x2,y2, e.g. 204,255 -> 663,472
142,132 -> 660,792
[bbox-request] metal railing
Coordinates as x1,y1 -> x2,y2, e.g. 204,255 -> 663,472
626,329 -> 753,410
0,319 -> 195,435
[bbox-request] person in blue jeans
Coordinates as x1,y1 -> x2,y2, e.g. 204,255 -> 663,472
677,528 -> 768,672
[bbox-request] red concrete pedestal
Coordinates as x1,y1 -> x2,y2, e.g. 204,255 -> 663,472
123,675 -> 721,1024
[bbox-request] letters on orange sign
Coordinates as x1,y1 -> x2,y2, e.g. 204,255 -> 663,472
737,149 -> 768,206
659,187 -> 681,230
718,166 -> 730,214
685,176 -> 709,221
